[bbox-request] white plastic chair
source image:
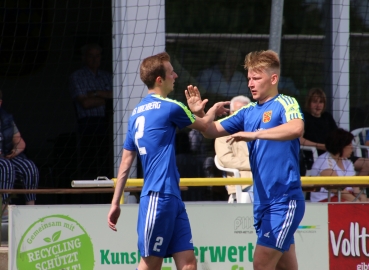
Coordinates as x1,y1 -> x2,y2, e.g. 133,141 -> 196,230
213,155 -> 252,203
351,127 -> 369,158
300,145 -> 319,176
300,145 -> 319,201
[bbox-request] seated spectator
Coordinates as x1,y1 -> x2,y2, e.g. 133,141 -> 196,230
310,128 -> 369,202
188,129 -> 218,177
175,131 -> 208,201
169,55 -> 206,104
214,95 -> 253,202
189,129 -> 224,200
0,91 -> 39,221
300,87 -> 369,176
196,47 -> 251,105
176,131 -> 199,178
188,129 -> 207,159
202,156 -> 215,178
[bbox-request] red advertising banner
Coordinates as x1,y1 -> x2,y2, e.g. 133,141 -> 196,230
328,203 -> 369,270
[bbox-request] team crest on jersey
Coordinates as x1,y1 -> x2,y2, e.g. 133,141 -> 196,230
263,111 -> 272,123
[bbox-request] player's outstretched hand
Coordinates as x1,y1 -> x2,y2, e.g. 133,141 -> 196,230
107,205 -> 121,232
226,131 -> 257,143
212,101 -> 230,117
185,85 -> 208,114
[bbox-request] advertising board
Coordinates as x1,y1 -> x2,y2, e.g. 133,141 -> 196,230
328,203 -> 369,270
8,203 -> 328,269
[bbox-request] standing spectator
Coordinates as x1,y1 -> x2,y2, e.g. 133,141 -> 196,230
69,43 -> 113,181
186,49 -> 305,270
214,95 -> 253,202
197,47 -> 250,104
301,87 -> 369,176
310,128 -> 369,202
278,76 -> 299,96
0,90 -> 39,221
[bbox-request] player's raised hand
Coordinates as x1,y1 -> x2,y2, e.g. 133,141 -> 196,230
212,101 -> 230,117
185,85 -> 208,115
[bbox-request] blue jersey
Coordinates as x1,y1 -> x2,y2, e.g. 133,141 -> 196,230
219,94 -> 305,203
124,94 -> 195,198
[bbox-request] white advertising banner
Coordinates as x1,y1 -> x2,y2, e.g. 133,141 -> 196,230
8,203 -> 328,270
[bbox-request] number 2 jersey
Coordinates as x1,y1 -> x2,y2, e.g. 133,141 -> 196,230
124,94 -> 195,199
219,94 -> 305,204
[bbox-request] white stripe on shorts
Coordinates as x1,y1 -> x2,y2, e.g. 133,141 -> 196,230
276,200 -> 297,249
144,192 -> 159,256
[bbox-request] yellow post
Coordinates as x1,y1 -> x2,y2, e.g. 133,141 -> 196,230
112,178 -> 124,204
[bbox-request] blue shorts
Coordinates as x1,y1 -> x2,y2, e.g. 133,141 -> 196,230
254,199 -> 305,252
137,192 -> 194,258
